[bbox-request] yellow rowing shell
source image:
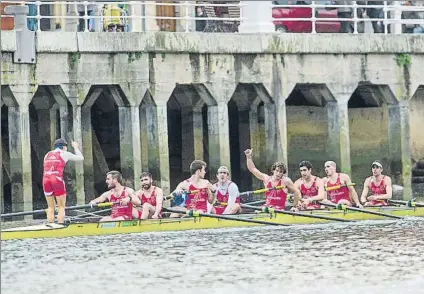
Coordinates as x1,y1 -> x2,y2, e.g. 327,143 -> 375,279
2,206 -> 423,241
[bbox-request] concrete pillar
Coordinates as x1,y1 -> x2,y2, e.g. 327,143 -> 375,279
180,107 -> 204,177
118,106 -> 135,188
129,2 -> 143,32
238,1 -> 274,33
144,1 -> 160,32
263,80 -> 295,172
264,102 -> 277,168
37,109 -> 52,159
140,105 -> 149,173
238,107 -> 251,189
208,102 -> 231,174
327,99 -> 351,174
0,107 -> 3,214
130,105 -> 142,190
49,104 -> 59,142
80,105 -> 94,201
154,101 -> 171,193
388,100 -> 412,199
8,103 -> 33,214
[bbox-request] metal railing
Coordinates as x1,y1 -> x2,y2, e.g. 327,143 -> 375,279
1,1 -> 423,34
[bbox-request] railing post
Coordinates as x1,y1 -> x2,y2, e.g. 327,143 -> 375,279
238,1 -> 275,33
391,1 -> 402,34
4,5 -> 36,64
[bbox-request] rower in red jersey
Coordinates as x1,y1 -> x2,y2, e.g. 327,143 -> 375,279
294,160 -> 325,210
89,171 -> 136,222
132,172 -> 163,219
321,161 -> 363,208
360,160 -> 393,206
244,149 -> 300,211
169,160 -> 216,218
42,138 -> 84,224
211,166 -> 241,215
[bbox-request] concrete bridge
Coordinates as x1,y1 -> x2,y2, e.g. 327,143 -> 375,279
1,31 -> 424,214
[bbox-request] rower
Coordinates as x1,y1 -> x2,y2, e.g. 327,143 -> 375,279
211,166 -> 241,215
244,149 -> 301,211
169,160 -> 216,218
294,160 -> 325,210
321,161 -> 363,208
42,139 -> 84,224
89,171 -> 136,222
360,160 -> 393,206
132,172 -> 163,219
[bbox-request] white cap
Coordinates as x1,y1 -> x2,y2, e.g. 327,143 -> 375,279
372,161 -> 383,168
217,166 -> 230,174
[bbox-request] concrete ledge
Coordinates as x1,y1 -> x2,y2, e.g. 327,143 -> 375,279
2,31 -> 424,53
36,32 -> 78,52
1,31 -> 17,51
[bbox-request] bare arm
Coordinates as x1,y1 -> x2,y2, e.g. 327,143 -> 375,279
128,188 -> 142,206
307,178 -> 326,202
61,149 -> 84,163
371,177 -> 393,200
360,178 -> 370,203
222,183 -> 239,214
342,174 -> 362,206
285,178 -> 301,206
244,149 -> 269,182
206,181 -> 216,204
172,181 -> 189,195
90,191 -> 110,204
153,188 -> 164,217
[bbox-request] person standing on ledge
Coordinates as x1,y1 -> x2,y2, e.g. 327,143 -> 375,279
42,138 -> 84,224
244,149 -> 301,211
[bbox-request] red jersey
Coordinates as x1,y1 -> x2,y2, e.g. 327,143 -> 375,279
214,181 -> 240,215
137,187 -> 162,218
43,150 -> 66,178
326,174 -> 351,204
185,180 -> 209,213
110,187 -> 133,220
368,176 -> 388,206
300,177 -> 321,209
264,179 -> 287,210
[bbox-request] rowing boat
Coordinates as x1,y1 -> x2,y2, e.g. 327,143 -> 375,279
2,205 -> 423,241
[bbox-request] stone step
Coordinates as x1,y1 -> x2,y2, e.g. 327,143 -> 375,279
414,160 -> 424,169
412,169 -> 424,177
412,177 -> 424,184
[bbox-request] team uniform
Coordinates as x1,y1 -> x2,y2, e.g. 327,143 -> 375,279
264,179 -> 287,210
299,177 -> 321,209
136,187 -> 162,218
185,180 -> 209,213
214,181 -> 240,215
326,173 -> 352,205
42,148 -> 83,197
367,176 -> 389,206
110,187 -> 133,220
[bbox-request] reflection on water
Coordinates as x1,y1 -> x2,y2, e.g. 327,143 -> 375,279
1,218 -> 424,294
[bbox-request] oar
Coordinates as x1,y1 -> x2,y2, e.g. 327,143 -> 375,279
163,207 -> 290,226
318,202 -> 402,219
388,199 -> 424,208
0,202 -> 114,218
325,183 -> 356,192
241,204 -> 353,222
239,185 -> 285,196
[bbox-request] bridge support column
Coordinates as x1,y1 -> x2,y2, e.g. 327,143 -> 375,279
388,100 -> 412,199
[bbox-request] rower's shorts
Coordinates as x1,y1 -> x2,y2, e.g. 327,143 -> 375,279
42,175 -> 66,197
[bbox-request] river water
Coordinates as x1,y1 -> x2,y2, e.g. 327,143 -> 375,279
1,218 -> 424,294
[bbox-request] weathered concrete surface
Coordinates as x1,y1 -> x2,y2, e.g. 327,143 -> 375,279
1,32 -> 424,203
4,31 -> 424,54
